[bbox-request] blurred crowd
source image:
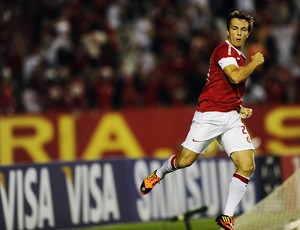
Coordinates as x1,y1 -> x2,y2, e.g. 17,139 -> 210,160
0,0 -> 300,114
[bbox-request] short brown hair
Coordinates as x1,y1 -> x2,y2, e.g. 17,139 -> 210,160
227,10 -> 254,33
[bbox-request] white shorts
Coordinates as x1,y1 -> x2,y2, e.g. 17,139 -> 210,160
181,111 -> 254,156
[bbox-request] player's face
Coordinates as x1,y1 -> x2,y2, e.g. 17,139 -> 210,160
226,18 -> 250,50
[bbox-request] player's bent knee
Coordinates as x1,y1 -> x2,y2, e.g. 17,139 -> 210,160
238,163 -> 255,177
176,148 -> 199,169
247,164 -> 255,174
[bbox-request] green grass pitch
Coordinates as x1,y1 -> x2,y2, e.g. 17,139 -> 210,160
82,218 -> 217,230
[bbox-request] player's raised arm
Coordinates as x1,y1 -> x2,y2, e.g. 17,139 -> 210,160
224,52 -> 265,84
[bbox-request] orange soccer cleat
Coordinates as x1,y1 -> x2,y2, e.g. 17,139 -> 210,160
215,214 -> 235,230
139,170 -> 161,195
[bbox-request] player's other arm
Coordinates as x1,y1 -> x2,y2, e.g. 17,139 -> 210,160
224,52 -> 265,84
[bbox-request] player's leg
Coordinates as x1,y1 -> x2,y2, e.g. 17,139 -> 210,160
216,119 -> 255,229
139,111 -> 215,195
231,149 -> 255,178
224,149 -> 255,215
215,149 -> 254,230
139,147 -> 199,195
156,147 -> 199,179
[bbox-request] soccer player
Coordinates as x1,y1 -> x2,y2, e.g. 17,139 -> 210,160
139,10 -> 265,230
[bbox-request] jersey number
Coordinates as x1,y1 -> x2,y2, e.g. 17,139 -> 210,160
242,125 -> 247,134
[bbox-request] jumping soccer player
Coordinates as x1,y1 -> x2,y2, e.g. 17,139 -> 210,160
139,10 -> 264,230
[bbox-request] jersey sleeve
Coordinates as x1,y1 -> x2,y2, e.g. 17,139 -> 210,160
214,45 -> 238,70
218,57 -> 238,69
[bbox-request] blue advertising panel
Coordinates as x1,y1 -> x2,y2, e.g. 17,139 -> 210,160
0,157 -> 270,229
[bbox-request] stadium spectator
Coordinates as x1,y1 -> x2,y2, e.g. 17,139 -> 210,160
0,0 -> 299,114
0,66 -> 14,114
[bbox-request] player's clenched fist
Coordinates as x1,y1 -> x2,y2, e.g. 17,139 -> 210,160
239,105 -> 253,119
251,52 -> 265,66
